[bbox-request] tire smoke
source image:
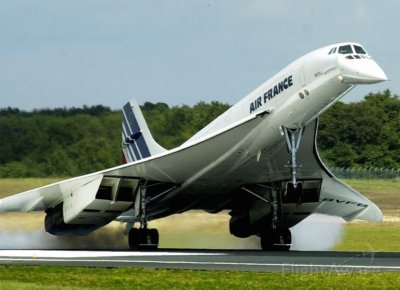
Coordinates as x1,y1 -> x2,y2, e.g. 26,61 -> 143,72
0,212 -> 344,250
290,213 -> 345,251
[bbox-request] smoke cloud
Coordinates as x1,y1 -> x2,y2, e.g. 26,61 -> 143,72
0,212 -> 344,251
290,213 -> 345,251
0,211 -> 260,250
0,212 -> 127,249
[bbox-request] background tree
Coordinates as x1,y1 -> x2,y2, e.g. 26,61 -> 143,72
0,90 -> 399,178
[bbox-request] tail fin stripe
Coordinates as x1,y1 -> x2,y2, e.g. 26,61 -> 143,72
122,109 -> 145,160
122,131 -> 136,162
122,103 -> 151,158
121,99 -> 167,164
123,103 -> 141,134
122,147 -> 135,163
122,126 -> 141,161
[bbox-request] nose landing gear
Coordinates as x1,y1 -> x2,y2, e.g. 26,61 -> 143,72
283,127 -> 304,204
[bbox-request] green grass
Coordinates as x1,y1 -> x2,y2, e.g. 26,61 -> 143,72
0,265 -> 399,289
0,178 -> 63,198
332,179 -> 400,252
335,222 -> 400,252
344,179 -> 400,191
343,179 -> 400,215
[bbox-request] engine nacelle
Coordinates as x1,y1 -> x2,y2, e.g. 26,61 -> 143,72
44,175 -> 137,236
229,206 -> 271,238
44,203 -> 101,235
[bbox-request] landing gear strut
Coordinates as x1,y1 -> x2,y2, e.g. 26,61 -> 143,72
283,127 -> 304,204
128,182 -> 159,250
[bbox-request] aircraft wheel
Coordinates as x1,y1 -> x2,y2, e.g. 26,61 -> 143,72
260,228 -> 291,251
295,182 -> 303,204
128,228 -> 140,249
128,228 -> 159,250
149,228 -> 159,246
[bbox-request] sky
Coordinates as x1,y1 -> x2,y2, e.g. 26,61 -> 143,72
0,0 -> 398,110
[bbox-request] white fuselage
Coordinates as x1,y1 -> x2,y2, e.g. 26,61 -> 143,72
185,42 -> 387,146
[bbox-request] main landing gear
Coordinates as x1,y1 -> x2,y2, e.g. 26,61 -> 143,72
262,187 -> 291,251
260,228 -> 291,251
257,126 -> 305,251
283,127 -> 304,204
241,185 -> 292,251
128,182 -> 159,250
128,228 -> 159,250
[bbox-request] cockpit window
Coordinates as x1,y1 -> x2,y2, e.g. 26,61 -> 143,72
338,45 -> 353,54
328,47 -> 337,55
354,45 -> 367,54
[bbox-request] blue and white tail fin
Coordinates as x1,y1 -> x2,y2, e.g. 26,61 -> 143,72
121,99 -> 166,164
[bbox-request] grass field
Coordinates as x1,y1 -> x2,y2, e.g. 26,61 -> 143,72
333,179 -> 400,252
344,179 -> 400,217
0,178 -> 399,288
0,265 -> 399,289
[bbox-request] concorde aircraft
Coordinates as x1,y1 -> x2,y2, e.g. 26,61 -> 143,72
0,43 -> 387,250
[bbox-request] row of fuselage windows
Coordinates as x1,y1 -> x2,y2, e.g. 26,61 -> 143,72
328,44 -> 368,55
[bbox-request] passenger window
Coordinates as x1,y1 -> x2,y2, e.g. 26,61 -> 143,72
338,45 -> 353,54
354,45 -> 367,54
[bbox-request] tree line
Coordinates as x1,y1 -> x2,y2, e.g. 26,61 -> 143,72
0,90 -> 398,177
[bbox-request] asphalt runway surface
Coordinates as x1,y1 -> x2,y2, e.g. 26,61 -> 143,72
0,250 -> 400,272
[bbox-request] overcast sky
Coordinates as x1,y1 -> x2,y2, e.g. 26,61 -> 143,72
0,0 -> 397,110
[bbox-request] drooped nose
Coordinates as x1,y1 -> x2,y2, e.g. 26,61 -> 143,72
339,57 -> 388,84
357,59 -> 388,83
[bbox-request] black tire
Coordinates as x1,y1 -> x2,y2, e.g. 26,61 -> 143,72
277,228 -> 291,251
260,229 -> 276,251
128,228 -> 140,250
287,182 -> 295,195
140,228 -> 159,250
295,182 -> 303,204
260,228 -> 291,251
129,228 -> 159,251
149,228 -> 159,246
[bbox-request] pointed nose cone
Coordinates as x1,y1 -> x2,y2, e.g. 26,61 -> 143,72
362,61 -> 388,83
339,57 -> 388,84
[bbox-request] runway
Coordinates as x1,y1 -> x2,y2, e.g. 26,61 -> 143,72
0,250 -> 400,272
